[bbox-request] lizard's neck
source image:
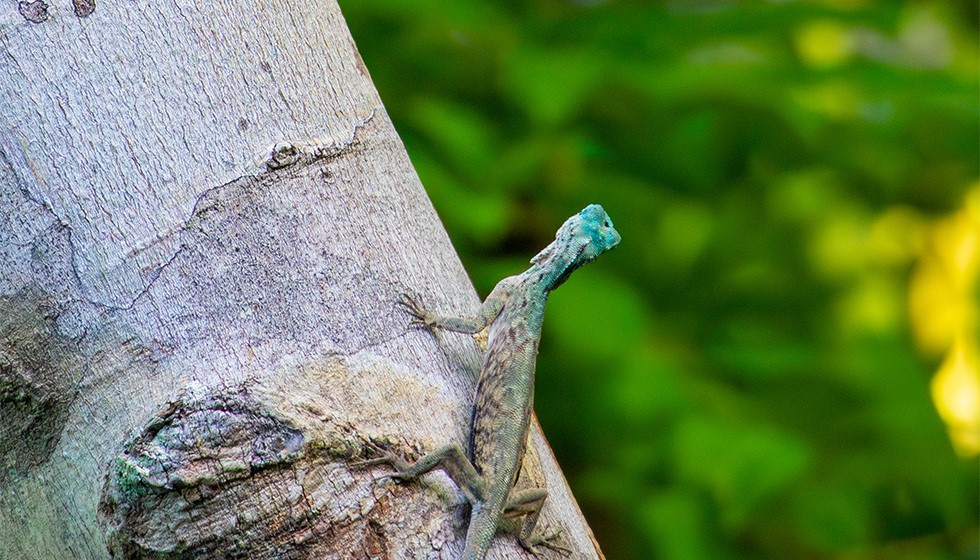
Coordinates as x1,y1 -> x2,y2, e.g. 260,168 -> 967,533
524,242 -> 583,293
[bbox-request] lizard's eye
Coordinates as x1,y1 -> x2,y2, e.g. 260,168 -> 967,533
603,219 -> 611,228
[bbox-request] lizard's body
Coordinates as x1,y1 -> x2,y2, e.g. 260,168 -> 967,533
363,204 -> 620,559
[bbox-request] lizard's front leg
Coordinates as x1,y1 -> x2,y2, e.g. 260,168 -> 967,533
398,277 -> 514,335
505,488 -> 570,555
355,444 -> 487,506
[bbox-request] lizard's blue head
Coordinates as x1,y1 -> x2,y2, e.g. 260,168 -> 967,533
574,204 -> 622,259
532,204 -> 620,291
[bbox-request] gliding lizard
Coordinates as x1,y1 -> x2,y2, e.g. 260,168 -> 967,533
360,204 -> 620,559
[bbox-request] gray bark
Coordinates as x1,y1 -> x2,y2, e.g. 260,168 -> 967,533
0,1 -> 603,559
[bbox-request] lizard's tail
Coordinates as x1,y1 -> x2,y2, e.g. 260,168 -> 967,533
461,498 -> 504,560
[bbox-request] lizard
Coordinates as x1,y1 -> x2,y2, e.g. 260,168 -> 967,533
359,204 -> 620,559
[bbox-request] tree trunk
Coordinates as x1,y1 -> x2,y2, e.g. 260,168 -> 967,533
0,1 -> 603,558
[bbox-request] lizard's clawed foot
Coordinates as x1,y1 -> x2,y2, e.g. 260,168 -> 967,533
520,530 -> 570,557
350,443 -> 413,482
396,293 -> 436,331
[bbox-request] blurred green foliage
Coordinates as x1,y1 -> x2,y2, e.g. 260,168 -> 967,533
339,1 -> 979,558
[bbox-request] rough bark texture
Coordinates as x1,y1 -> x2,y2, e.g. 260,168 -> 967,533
0,1 -> 603,559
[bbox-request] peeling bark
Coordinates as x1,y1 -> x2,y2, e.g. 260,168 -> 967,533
0,1 -> 603,558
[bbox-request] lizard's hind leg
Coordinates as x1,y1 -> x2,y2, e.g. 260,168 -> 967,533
505,488 -> 570,555
356,444 -> 487,505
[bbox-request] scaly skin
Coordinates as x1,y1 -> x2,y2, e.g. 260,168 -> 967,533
361,204 -> 620,559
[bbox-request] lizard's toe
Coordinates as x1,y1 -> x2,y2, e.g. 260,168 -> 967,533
520,530 -> 570,557
396,293 -> 424,314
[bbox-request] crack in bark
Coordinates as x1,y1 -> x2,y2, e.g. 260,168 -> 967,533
0,144 -> 94,309
5,109 -> 380,317
261,109 -> 378,171
329,327 -> 415,362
